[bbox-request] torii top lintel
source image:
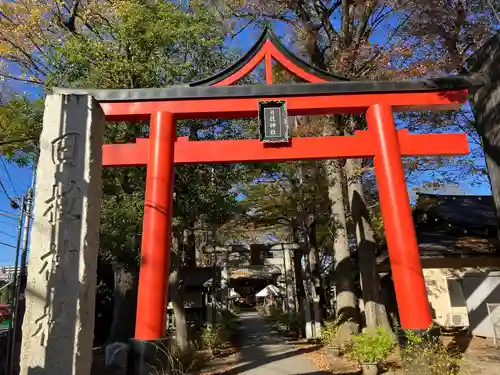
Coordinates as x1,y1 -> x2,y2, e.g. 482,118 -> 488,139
51,27 -> 483,167
53,27 -> 485,122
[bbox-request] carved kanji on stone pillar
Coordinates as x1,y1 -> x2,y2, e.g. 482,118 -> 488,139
20,95 -> 104,375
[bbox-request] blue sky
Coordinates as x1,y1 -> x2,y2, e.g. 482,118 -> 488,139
0,15 -> 493,265
0,157 -> 34,264
224,20 -> 492,199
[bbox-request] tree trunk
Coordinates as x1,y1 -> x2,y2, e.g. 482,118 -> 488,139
292,248 -> 306,338
468,35 -> 500,236
169,269 -> 188,353
308,220 -> 326,320
185,226 -> 196,268
107,262 -> 138,343
303,247 -> 311,305
345,158 -> 392,333
170,228 -> 189,353
323,141 -> 359,344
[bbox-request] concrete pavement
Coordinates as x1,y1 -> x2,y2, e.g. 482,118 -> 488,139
205,310 -> 329,375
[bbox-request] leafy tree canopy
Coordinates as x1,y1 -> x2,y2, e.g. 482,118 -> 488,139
0,0 -> 247,268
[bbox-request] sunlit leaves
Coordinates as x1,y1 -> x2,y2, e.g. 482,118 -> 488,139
0,0 -> 227,87
0,1 -> 238,268
0,93 -> 43,164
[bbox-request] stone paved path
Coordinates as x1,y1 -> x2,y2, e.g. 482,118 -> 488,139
201,310 -> 329,375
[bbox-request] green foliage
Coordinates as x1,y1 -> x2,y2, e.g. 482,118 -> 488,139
47,1 -> 227,89
1,2 -> 250,347
255,304 -> 267,316
200,325 -> 230,354
200,311 -> 240,355
52,2 -> 239,269
0,281 -> 13,304
0,0 -> 235,257
148,341 -> 186,375
321,314 -> 344,347
268,304 -> 282,317
200,326 -> 225,352
400,330 -> 462,374
99,191 -> 144,267
0,95 -> 43,165
46,1 -> 235,270
263,304 -> 301,334
238,159 -> 332,249
348,328 -> 396,364
276,311 -> 301,333
221,311 -> 241,335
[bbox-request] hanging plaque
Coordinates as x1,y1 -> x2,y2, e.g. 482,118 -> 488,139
258,101 -> 289,143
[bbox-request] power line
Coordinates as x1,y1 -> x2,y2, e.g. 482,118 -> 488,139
0,157 -> 18,196
0,209 -> 17,217
0,218 -> 17,227
2,169 -> 28,187
0,179 -> 12,200
0,213 -> 17,221
0,241 -> 15,249
0,179 -> 19,209
0,229 -> 16,239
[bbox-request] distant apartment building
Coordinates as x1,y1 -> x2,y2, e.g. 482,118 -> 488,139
0,266 -> 19,282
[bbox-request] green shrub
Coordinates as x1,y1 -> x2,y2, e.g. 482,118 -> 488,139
348,328 -> 396,364
276,311 -> 300,332
256,304 -> 267,316
400,329 -> 462,374
200,326 -> 227,353
231,303 -> 241,314
221,312 -> 240,336
269,305 -> 282,318
169,344 -> 197,373
146,341 -> 186,375
321,314 -> 343,347
256,303 -> 300,334
199,313 -> 240,355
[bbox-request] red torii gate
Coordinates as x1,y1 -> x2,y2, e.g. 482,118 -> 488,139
55,28 -> 479,341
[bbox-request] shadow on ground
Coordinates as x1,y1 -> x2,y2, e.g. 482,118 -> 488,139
446,331 -> 473,356
214,346 -> 327,375
203,311 -> 362,375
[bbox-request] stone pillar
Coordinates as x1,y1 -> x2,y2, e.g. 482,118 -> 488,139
313,296 -> 322,339
271,243 -> 297,314
207,302 -> 214,329
283,245 -> 297,312
305,299 -> 314,340
20,95 -> 104,375
220,249 -> 229,312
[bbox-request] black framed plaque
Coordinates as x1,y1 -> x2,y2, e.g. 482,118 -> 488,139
258,100 -> 289,143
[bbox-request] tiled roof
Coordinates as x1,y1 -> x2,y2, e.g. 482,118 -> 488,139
414,193 -> 496,229
230,265 -> 281,279
378,193 -> 500,263
181,267 -> 220,287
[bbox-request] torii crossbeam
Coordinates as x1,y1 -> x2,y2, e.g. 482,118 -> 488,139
54,27 -> 482,341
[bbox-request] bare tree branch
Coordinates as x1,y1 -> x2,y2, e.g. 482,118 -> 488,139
0,73 -> 42,85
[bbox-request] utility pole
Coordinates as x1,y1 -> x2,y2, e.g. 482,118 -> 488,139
5,196 -> 25,375
8,168 -> 35,375
16,186 -> 33,310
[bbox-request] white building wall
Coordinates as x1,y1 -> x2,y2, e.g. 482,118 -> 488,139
423,267 -> 500,339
